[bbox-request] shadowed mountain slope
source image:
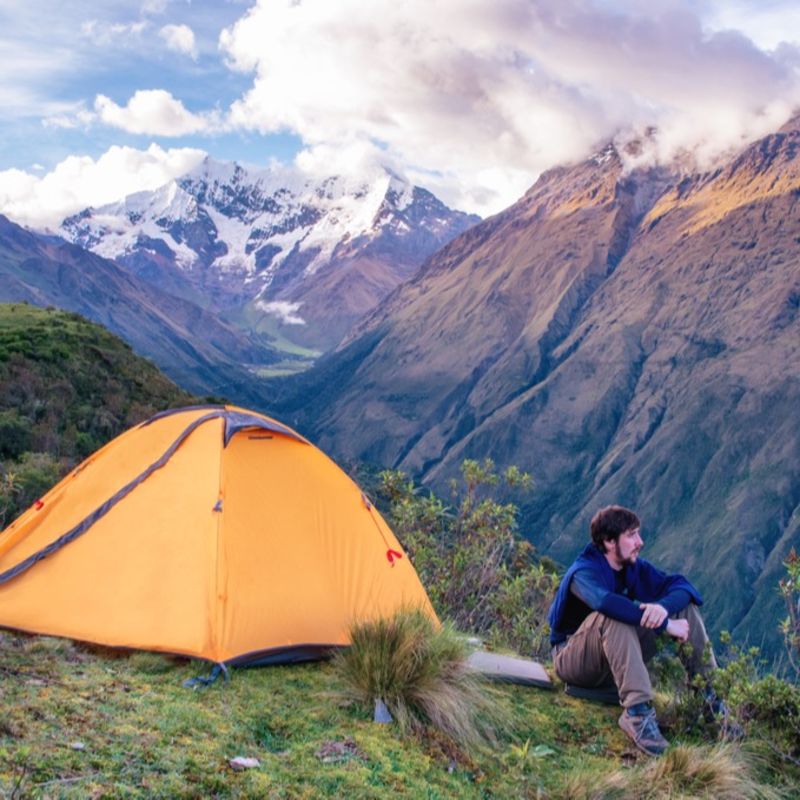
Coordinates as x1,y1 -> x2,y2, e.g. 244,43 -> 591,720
273,127 -> 800,653
0,216 -> 276,402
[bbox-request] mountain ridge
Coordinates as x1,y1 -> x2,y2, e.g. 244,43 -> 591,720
0,215 -> 275,401
271,127 -> 800,654
59,158 -> 479,353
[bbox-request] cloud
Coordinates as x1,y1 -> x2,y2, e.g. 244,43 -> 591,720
0,143 -> 207,228
219,0 -> 800,214
94,89 -> 219,135
293,138 -> 402,182
142,0 -> 170,14
705,1 -> 800,50
256,300 -> 306,326
81,19 -> 148,46
159,23 -> 197,59
42,106 -> 95,130
0,39 -> 80,117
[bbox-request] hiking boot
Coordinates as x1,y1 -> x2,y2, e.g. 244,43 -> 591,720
618,704 -> 669,756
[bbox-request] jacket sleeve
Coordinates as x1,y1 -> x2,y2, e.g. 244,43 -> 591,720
571,569 -> 646,627
637,560 -> 703,607
659,589 -> 692,615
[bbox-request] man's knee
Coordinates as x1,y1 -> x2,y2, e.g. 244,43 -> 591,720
680,603 -> 704,622
599,615 -> 640,640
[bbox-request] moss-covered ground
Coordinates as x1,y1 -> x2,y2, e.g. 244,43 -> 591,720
3,632 -> 791,799
0,631 -> 658,799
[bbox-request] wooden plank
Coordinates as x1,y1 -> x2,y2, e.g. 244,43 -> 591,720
466,650 -> 552,688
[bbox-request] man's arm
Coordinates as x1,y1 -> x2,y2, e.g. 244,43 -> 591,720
570,569 -> 652,628
639,589 -> 692,629
638,560 -> 702,609
658,589 -> 692,616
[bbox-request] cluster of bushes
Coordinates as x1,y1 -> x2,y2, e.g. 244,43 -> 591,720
377,458 -> 559,659
354,458 -> 800,788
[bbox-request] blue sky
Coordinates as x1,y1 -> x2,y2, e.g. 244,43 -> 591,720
2,0 -> 800,227
0,1 -> 300,168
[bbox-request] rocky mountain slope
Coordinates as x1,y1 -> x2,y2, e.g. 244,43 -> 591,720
59,159 -> 478,353
274,123 -> 800,654
0,215 -> 276,400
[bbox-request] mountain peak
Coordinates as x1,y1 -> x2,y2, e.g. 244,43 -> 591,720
777,110 -> 800,134
58,157 -> 478,353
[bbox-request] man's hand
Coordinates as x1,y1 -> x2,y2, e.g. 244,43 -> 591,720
666,618 -> 689,642
639,602 -> 668,629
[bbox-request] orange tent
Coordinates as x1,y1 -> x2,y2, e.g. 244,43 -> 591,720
0,405 -> 436,665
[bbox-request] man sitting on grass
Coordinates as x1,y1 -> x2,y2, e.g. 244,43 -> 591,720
547,505 -> 722,756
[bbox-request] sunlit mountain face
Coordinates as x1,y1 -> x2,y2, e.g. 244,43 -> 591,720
273,119 -> 800,657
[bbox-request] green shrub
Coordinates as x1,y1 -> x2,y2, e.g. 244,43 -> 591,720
0,410 -> 32,459
779,548 -> 800,676
0,452 -> 65,525
379,460 -> 558,657
331,608 -> 505,749
708,637 -> 800,785
0,468 -> 20,528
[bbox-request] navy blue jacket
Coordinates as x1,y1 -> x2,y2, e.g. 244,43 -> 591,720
548,543 -> 703,645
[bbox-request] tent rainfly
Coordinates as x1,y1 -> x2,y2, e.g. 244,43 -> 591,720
0,405 -> 437,666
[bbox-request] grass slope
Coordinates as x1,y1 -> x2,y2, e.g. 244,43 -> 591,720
0,632 -> 645,799
1,633 -> 790,799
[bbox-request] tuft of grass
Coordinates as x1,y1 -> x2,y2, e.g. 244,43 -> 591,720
560,744 -> 780,800
331,608 -> 506,749
127,652 -> 185,675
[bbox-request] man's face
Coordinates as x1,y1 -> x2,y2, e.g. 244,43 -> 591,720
607,526 -> 643,568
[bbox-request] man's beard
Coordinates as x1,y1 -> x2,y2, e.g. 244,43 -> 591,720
615,541 -> 640,566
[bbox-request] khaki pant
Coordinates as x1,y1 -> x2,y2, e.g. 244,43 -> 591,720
553,604 -> 716,708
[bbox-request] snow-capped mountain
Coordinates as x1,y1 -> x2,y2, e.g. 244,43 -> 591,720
60,158 -> 479,351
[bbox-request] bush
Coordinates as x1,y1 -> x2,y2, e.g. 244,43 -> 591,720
705,636 -> 800,786
0,452 -> 66,526
331,608 -> 505,749
0,410 -> 32,459
379,460 -> 559,657
779,548 -> 800,677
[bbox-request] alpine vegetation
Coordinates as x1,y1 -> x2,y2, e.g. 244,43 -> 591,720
331,608 -> 505,750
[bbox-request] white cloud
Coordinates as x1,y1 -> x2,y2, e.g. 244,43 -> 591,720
219,0 -> 800,215
81,19 -> 148,46
293,138 -> 401,182
0,40 -> 80,117
94,89 -> 219,135
159,23 -> 197,59
0,143 -> 207,228
142,0 -> 169,14
42,106 -> 95,130
705,1 -> 800,50
256,300 -> 306,326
